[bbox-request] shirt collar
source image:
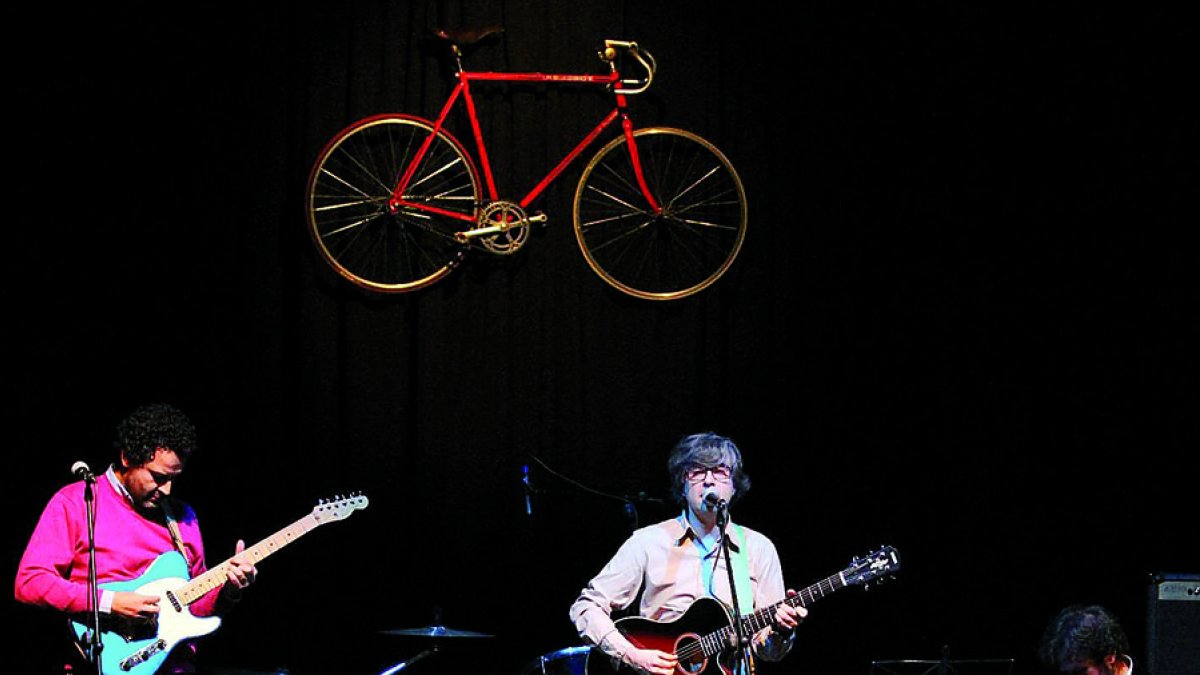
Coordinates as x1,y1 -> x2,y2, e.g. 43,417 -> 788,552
106,464 -> 135,506
672,512 -> 743,551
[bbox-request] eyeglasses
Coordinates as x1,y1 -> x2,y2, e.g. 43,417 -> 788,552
686,465 -> 732,483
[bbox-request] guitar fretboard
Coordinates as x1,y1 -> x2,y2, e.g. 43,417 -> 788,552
173,513 -> 322,606
700,572 -> 847,656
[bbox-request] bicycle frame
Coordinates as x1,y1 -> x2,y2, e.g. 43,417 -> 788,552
307,37 -> 748,299
386,48 -> 663,227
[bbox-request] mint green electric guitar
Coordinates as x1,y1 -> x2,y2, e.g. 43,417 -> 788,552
70,494 -> 368,674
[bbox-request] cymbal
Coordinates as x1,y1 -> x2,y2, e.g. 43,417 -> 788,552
378,624 -> 494,638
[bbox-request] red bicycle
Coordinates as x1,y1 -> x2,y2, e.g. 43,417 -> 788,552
305,28 -> 747,300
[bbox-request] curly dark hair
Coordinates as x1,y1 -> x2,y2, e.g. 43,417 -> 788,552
114,403 -> 198,467
667,432 -> 752,506
1039,604 -> 1129,672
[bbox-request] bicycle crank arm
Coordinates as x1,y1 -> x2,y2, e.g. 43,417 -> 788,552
454,213 -> 547,242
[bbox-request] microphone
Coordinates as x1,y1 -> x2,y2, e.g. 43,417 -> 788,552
522,464 -> 532,516
704,491 -> 727,510
71,461 -> 95,482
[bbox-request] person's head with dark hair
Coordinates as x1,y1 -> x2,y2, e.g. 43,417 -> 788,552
1039,605 -> 1133,675
16,398 -> 260,669
112,403 -> 198,513
114,403 -> 198,466
668,432 -> 751,518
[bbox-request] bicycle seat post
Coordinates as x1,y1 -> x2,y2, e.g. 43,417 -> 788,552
451,44 -> 464,76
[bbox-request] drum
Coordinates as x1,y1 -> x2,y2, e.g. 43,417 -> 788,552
520,646 -> 591,675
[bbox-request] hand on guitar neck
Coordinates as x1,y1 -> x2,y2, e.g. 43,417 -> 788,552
217,539 -> 258,601
771,589 -> 808,635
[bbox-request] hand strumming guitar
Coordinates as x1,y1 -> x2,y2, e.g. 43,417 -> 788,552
111,591 -> 161,621
623,647 -> 678,675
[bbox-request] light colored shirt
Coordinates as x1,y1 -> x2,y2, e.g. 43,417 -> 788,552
569,514 -> 794,664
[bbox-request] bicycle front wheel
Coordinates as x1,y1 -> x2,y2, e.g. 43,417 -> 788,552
306,114 -> 481,292
573,128 -> 747,300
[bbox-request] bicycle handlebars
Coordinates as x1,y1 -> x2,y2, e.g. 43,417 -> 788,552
601,39 -> 656,95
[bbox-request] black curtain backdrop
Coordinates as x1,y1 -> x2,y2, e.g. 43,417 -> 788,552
6,2 -> 1194,674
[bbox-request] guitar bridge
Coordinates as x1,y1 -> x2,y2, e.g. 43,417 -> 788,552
119,638 -> 167,671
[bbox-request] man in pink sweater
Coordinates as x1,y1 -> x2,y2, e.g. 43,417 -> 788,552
14,403 -> 257,673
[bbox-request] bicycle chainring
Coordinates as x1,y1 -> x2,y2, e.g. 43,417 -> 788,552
475,201 -> 530,255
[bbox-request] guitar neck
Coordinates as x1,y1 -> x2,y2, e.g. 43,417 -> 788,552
173,512 -> 323,606
734,572 -> 848,638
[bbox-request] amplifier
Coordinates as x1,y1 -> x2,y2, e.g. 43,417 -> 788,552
1146,573 -> 1200,675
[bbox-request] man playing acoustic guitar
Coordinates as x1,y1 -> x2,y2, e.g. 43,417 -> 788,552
569,432 -> 807,675
15,403 -> 257,674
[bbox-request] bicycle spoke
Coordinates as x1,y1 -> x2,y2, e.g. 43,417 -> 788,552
583,184 -> 648,214
666,165 -> 721,210
313,194 -> 389,214
579,211 -> 647,230
322,211 -> 386,238
574,128 -> 746,299
344,143 -> 401,195
582,217 -> 656,252
668,215 -> 742,231
306,116 -> 480,291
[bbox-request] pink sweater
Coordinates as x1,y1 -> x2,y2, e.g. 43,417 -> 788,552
14,473 -> 221,618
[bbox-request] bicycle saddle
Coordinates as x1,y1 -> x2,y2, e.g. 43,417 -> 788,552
431,25 -> 504,48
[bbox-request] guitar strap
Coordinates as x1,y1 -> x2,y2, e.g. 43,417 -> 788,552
160,498 -> 190,563
729,523 -> 753,617
730,523 -> 756,675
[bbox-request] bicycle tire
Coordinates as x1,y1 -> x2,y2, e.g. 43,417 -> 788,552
306,114 -> 481,292
573,127 -> 747,300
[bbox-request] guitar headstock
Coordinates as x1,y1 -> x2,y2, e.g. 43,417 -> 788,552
842,545 -> 900,589
311,493 -> 370,523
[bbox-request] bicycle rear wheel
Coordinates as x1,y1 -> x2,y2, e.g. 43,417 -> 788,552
573,127 -> 747,300
306,114 -> 481,292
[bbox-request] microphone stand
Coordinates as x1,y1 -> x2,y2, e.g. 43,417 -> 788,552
716,502 -> 754,675
620,492 -> 665,531
83,471 -> 103,674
